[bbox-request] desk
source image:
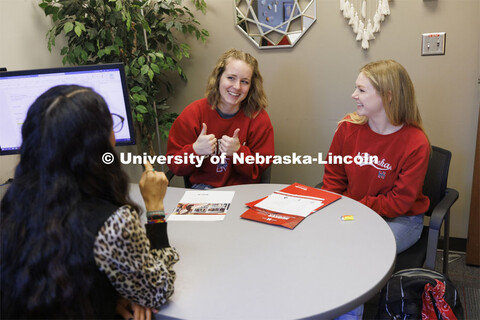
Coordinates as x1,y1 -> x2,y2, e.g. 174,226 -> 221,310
134,184 -> 397,320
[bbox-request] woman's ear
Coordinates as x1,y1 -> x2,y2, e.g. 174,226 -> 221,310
110,130 -> 116,148
387,91 -> 393,103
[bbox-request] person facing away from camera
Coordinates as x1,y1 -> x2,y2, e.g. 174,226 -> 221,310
1,85 -> 178,319
167,48 -> 275,189
323,60 -> 430,320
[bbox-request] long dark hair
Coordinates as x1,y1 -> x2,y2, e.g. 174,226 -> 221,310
1,85 -> 136,318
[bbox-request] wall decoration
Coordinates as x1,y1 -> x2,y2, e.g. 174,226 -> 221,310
340,0 -> 390,49
235,0 -> 316,49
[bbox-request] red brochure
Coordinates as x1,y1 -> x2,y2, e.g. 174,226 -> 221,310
240,183 -> 342,229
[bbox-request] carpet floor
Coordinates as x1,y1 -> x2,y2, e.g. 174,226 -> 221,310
363,250 -> 480,320
437,251 -> 480,320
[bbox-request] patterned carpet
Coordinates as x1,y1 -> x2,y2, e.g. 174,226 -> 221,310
436,251 -> 480,320
363,250 -> 480,320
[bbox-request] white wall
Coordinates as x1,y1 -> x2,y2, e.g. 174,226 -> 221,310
0,0 -> 64,182
1,0 -> 479,239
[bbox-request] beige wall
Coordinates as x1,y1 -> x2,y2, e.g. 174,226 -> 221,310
1,0 -> 479,239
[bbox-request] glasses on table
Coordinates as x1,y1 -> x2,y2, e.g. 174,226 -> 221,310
112,113 -> 125,133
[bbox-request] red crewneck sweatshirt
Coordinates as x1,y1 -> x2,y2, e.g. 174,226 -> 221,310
323,119 -> 430,218
167,98 -> 275,187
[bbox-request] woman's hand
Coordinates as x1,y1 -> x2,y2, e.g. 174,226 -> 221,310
193,123 -> 217,155
131,303 -> 157,320
219,128 -> 241,156
116,296 -> 157,320
139,162 -> 168,212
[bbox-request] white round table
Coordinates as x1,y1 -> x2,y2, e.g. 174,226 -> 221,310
129,183 -> 396,320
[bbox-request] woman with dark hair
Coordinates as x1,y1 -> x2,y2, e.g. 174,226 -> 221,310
0,85 -> 178,319
166,48 -> 275,189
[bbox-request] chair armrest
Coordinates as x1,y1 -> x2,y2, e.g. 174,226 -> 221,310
260,165 -> 272,183
165,170 -> 175,181
429,188 -> 459,231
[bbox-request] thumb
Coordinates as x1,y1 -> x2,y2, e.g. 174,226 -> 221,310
199,123 -> 207,136
233,128 -> 240,139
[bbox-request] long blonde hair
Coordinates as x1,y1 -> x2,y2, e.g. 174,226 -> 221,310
205,48 -> 268,118
341,60 -> 427,137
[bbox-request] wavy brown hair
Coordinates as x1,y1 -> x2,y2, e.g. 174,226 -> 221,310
205,48 -> 268,117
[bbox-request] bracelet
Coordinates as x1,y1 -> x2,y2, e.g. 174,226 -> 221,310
146,209 -> 165,222
148,218 -> 166,224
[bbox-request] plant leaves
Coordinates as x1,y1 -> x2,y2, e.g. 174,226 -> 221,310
150,63 -> 160,74
74,26 -> 82,37
140,64 -> 149,75
75,21 -> 86,32
130,86 -> 143,93
38,0 -> 209,151
135,105 -> 148,114
64,22 -> 74,34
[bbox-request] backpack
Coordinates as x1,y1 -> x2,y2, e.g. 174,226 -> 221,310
376,268 -> 464,319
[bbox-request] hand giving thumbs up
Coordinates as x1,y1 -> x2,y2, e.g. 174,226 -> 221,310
193,123 -> 217,155
219,128 -> 241,156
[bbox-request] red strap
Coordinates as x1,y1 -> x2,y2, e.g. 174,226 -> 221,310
422,279 -> 458,320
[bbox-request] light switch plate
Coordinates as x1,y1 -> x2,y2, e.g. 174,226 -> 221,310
422,32 -> 446,56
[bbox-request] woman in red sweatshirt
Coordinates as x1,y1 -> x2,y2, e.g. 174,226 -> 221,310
323,60 -> 430,320
167,49 -> 274,188
323,59 -> 430,254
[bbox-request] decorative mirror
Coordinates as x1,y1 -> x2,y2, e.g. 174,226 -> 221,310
235,0 -> 316,49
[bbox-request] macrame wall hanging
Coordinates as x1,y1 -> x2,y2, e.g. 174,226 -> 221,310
340,0 -> 390,49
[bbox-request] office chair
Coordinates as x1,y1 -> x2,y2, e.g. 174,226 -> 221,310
315,146 -> 458,275
166,170 -> 193,188
166,165 -> 272,188
394,146 -> 458,275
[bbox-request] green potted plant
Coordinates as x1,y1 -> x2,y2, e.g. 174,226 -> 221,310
39,0 -> 208,155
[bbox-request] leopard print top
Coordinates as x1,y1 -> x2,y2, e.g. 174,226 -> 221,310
93,205 -> 179,309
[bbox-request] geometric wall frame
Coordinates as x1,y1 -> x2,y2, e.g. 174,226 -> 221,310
235,0 -> 316,49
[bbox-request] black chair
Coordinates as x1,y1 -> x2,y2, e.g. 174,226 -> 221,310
395,146 -> 458,275
367,147 -> 459,319
165,170 -> 193,188
316,146 -> 459,275
166,165 -> 272,188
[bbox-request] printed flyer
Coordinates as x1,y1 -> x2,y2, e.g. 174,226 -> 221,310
167,190 -> 235,221
241,183 -> 341,229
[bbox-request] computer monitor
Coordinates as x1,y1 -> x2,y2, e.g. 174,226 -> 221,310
0,63 -> 135,155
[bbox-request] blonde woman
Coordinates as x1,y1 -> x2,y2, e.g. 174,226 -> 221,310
167,48 -> 274,189
323,59 -> 430,253
323,60 -> 430,320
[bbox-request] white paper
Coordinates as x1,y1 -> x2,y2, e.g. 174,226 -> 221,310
254,192 -> 324,217
167,190 -> 235,221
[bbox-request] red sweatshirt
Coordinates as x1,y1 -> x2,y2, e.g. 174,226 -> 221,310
166,98 -> 275,187
322,119 -> 430,218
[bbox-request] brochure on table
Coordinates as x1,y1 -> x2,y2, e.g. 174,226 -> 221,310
241,183 -> 341,229
167,190 -> 235,221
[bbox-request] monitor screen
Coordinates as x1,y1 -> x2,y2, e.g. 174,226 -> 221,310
0,63 -> 135,155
